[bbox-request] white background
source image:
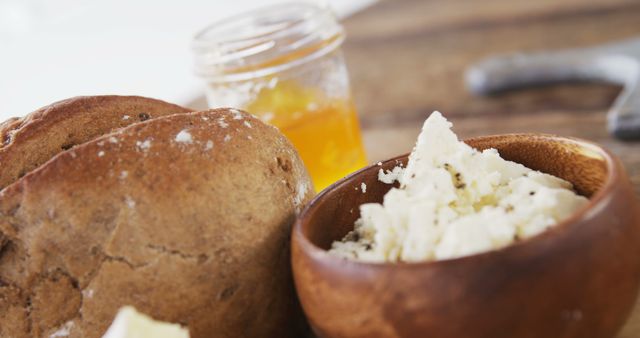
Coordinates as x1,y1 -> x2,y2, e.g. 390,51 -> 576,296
0,0 -> 376,120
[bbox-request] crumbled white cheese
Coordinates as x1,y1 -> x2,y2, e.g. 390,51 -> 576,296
109,136 -> 119,144
122,115 -> 131,120
224,135 -> 231,142
119,171 -> 128,180
361,182 -> 367,193
244,121 -> 252,128
175,130 -> 193,144
50,321 -> 74,338
330,111 -> 588,263
378,166 -> 404,184
102,306 -> 189,338
98,151 -> 105,157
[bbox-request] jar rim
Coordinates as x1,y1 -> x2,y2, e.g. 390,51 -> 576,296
191,2 -> 345,82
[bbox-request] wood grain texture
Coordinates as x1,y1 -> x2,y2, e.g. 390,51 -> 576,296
343,0 -> 640,336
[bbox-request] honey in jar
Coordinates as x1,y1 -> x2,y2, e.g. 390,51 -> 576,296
192,3 -> 367,191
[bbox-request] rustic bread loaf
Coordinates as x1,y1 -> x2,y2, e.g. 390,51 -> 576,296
0,96 -> 191,190
0,106 -> 313,337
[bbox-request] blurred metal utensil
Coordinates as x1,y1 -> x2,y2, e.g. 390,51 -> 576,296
466,37 -> 640,140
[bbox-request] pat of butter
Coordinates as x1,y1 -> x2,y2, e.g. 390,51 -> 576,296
102,307 -> 189,338
330,111 -> 588,263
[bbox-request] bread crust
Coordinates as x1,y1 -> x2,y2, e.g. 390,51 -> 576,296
0,96 -> 191,189
0,108 -> 313,338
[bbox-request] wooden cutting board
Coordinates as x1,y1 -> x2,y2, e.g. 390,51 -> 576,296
343,0 -> 640,336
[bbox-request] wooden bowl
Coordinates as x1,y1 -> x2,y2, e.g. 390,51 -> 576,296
292,134 -> 640,338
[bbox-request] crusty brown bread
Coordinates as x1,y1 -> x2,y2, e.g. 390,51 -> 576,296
0,106 -> 314,337
0,96 -> 191,190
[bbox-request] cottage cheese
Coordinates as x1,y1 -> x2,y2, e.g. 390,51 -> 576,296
330,112 -> 588,263
102,307 -> 189,338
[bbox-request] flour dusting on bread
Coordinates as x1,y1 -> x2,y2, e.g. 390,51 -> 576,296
124,196 -> 136,209
136,139 -> 152,151
230,109 -> 243,120
205,140 -> 214,151
49,321 -> 74,338
175,129 -> 193,144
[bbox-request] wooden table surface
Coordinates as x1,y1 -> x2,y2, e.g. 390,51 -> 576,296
343,0 -> 640,336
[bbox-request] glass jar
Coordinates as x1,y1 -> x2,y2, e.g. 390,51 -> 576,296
192,2 -> 367,191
